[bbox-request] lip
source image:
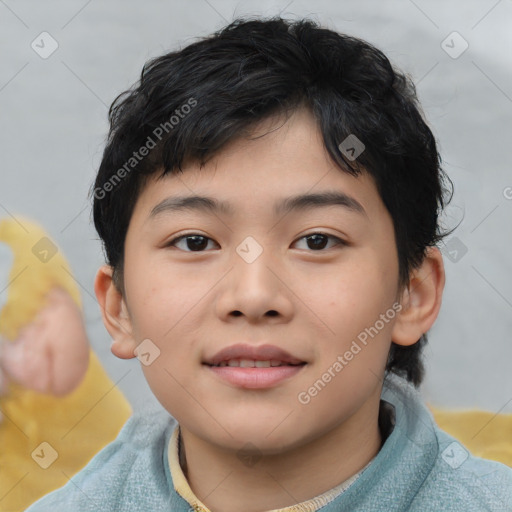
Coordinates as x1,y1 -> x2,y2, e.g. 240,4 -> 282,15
203,343 -> 307,389
204,343 -> 305,366
207,365 -> 305,389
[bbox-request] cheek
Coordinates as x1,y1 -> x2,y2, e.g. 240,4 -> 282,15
125,257 -> 214,379
125,253 -> 194,337
304,259 -> 395,335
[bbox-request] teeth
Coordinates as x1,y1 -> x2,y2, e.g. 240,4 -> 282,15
215,359 -> 289,367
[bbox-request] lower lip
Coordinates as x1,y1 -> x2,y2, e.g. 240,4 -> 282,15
206,364 -> 306,389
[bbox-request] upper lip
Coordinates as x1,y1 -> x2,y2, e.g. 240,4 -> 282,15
204,344 -> 305,366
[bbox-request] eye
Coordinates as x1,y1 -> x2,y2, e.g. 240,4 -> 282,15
164,232 -> 347,252
293,232 -> 347,251
165,234 -> 219,252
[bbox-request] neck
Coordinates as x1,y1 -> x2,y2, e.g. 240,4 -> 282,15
178,392 -> 383,512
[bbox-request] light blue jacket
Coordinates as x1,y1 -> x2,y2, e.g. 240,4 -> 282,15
25,373 -> 512,511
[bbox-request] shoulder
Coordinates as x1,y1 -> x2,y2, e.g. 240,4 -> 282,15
25,405 -> 177,512
382,374 -> 512,511
412,428 -> 512,511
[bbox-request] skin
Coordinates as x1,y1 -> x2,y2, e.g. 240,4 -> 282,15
95,107 -> 445,512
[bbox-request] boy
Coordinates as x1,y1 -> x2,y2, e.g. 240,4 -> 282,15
26,16 -> 512,512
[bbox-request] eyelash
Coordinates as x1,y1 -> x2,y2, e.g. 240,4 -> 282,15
164,232 -> 347,252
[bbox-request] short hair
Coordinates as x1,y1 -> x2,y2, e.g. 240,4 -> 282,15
89,16 -> 454,387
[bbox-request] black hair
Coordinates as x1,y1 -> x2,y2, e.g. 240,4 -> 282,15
89,16 -> 455,387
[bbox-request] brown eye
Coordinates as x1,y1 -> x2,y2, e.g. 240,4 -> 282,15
165,232 -> 346,253
166,234 -> 218,252
293,233 -> 346,251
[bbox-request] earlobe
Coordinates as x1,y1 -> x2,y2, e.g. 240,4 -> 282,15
94,265 -> 138,359
391,247 -> 445,347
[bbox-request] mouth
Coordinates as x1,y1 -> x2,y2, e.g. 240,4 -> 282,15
203,343 -> 306,366
208,359 -> 305,368
203,344 -> 307,389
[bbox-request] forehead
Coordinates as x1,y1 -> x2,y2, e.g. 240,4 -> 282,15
129,108 -> 388,227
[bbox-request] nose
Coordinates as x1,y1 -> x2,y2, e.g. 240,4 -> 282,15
214,242 -> 294,324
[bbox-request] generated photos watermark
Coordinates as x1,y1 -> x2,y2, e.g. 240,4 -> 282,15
93,97 -> 197,200
298,301 -> 402,405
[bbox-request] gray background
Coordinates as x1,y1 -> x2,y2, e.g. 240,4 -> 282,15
0,0 -> 511,413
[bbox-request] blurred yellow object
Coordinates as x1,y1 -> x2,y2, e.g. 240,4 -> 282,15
429,405 -> 512,467
0,216 -> 132,512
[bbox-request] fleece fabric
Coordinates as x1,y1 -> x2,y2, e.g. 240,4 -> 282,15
24,373 -> 512,511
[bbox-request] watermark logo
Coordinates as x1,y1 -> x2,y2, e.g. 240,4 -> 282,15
32,237 -> 58,263
31,442 -> 58,469
441,31 -> 469,59
441,236 -> 468,263
338,134 -> 365,161
236,236 -> 263,264
442,441 -> 469,469
31,32 -> 59,59
237,442 -> 262,467
134,338 -> 161,366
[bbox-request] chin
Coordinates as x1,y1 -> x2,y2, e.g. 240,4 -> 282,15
192,417 -> 312,456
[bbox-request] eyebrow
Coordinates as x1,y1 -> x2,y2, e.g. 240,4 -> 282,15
148,191 -> 368,221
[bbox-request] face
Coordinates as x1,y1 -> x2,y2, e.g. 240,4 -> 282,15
119,108 -> 402,454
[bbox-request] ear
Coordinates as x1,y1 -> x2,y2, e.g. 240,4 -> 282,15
391,246 -> 445,347
94,265 -> 137,359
